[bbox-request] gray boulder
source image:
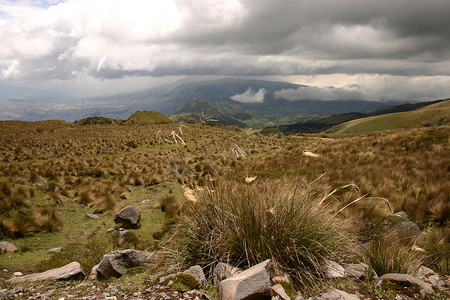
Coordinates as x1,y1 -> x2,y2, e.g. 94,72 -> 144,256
114,206 -> 141,229
321,289 -> 360,300
96,249 -> 156,279
385,211 -> 422,237
184,265 -> 206,284
0,242 -> 18,254
343,263 -> 369,280
324,260 -> 345,279
376,273 -> 434,297
219,259 -> 272,300
8,262 -> 85,283
213,262 -> 242,284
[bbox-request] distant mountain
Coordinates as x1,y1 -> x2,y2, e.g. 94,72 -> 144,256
1,78 -> 405,123
327,99 -> 450,133
277,99 -> 446,133
165,79 -> 407,127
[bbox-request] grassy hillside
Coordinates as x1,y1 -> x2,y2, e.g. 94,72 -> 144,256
328,99 -> 450,133
0,120 -> 448,297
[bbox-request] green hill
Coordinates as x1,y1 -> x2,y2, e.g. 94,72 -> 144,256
126,111 -> 172,125
328,99 -> 450,133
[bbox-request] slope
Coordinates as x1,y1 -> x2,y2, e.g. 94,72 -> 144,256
328,99 -> 450,133
169,98 -> 246,127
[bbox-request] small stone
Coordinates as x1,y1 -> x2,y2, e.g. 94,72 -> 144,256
13,272 -> 23,276
272,284 -> 291,300
48,247 -> 63,253
85,213 -> 99,219
107,228 -> 115,233
0,242 -> 18,254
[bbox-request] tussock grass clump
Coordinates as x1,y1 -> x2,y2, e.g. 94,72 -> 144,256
364,233 -> 424,276
0,214 -> 35,237
170,177 -> 355,287
157,195 -> 181,218
33,207 -> 63,233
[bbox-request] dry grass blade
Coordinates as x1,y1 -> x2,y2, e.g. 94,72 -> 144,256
317,183 -> 359,208
334,193 -> 369,216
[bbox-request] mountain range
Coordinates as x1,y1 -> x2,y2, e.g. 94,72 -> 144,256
1,78 -> 408,124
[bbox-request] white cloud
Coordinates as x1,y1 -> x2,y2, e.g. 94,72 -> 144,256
231,87 -> 266,103
2,60 -> 19,78
276,74 -> 450,102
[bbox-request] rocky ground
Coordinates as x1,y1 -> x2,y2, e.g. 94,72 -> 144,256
0,281 -> 210,300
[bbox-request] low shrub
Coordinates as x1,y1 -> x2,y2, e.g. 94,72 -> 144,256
170,177 -> 355,288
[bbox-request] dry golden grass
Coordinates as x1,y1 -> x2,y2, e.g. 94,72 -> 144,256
0,120 -> 447,276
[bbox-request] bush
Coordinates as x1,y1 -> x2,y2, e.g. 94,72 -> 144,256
364,234 -> 423,276
170,178 -> 355,287
0,214 -> 35,237
158,195 -> 181,218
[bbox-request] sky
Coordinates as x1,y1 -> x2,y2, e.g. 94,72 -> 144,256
1,0 -> 450,102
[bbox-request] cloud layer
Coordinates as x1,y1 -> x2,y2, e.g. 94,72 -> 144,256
1,0 -> 450,100
231,88 -> 266,103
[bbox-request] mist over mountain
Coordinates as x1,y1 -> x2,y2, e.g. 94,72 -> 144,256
0,78 -> 404,123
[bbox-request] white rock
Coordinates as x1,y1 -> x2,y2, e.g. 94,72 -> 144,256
8,262 -> 85,283
219,259 -> 272,300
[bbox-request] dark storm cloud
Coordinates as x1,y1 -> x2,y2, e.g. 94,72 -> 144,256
173,0 -> 450,62
1,0 -> 450,101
